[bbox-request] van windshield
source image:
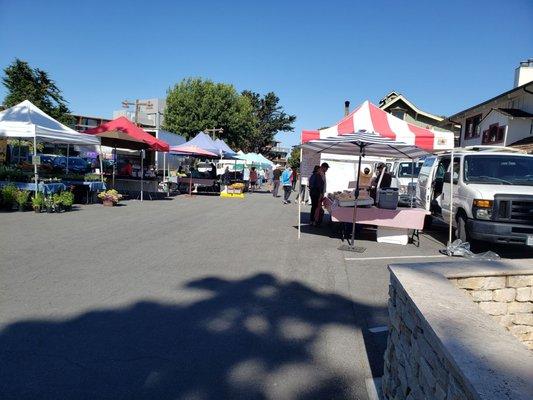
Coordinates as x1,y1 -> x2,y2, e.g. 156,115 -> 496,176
464,155 -> 533,186
397,162 -> 423,178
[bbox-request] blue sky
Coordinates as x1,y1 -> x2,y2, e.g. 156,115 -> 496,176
1,0 -> 532,148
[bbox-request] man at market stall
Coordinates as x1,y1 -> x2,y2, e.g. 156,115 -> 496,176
272,166 -> 282,197
120,159 -> 133,176
370,163 -> 392,204
309,163 -> 329,226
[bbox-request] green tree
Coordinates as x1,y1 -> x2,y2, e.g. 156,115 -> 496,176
241,90 -> 296,153
2,59 -> 73,125
287,147 -> 300,169
163,78 -> 257,151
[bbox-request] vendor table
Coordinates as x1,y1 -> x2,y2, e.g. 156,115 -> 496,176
177,177 -> 218,193
63,181 -> 107,204
323,197 -> 428,245
113,179 -> 160,199
0,181 -> 66,195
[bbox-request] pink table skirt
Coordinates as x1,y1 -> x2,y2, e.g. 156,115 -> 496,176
323,198 -> 428,230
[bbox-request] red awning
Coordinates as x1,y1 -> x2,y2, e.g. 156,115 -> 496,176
301,101 -> 454,151
85,117 -> 169,152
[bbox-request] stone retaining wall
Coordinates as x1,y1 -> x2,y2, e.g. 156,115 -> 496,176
382,277 -> 470,400
449,274 -> 533,350
382,261 -> 533,400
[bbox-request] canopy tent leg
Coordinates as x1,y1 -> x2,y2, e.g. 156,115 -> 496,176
410,159 -> 415,208
66,144 -> 69,174
33,135 -> 38,196
112,147 -> 116,189
298,147 -> 303,240
140,149 -> 144,202
448,149 -> 454,245
99,145 -> 104,183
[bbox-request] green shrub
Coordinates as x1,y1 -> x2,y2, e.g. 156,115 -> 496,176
15,190 -> 30,210
32,192 -> 45,208
60,191 -> 74,207
1,184 -> 18,207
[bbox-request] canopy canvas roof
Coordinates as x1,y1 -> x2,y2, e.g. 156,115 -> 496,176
0,100 -> 100,145
301,131 -> 428,159
182,132 -> 220,155
169,145 -> 218,157
85,117 -> 169,151
214,138 -> 237,157
302,100 -> 454,151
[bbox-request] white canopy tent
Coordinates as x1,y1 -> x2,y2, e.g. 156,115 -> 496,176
0,100 -> 100,192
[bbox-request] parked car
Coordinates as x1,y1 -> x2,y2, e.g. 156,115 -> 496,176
416,146 -> 533,246
390,160 -> 424,206
53,156 -> 91,173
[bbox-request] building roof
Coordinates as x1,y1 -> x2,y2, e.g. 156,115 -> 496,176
510,136 -> 533,146
509,135 -> 533,153
496,108 -> 533,118
448,81 -> 533,120
378,92 -> 444,122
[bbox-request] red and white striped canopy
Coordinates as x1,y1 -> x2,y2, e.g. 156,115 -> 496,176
302,100 -> 453,151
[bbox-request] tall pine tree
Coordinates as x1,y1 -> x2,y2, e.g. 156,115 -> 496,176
2,59 -> 73,126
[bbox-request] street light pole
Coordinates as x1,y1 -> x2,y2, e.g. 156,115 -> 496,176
205,127 -> 223,140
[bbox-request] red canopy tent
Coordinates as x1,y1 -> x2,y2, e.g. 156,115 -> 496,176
85,116 -> 169,151
302,100 -> 454,151
86,117 -> 170,200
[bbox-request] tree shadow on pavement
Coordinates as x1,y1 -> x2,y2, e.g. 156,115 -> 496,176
0,273 -> 380,400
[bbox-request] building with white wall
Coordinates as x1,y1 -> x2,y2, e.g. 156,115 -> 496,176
445,59 -> 533,151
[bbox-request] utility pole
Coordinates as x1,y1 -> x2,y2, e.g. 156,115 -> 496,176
205,127 -> 223,140
122,99 -> 153,126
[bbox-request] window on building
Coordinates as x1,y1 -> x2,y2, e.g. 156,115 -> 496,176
464,114 -> 482,139
482,124 -> 505,144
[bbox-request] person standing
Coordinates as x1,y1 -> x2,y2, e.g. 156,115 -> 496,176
249,167 -> 258,192
297,174 -> 308,204
272,167 -> 282,197
281,166 -> 293,204
291,168 -> 298,191
309,163 -> 329,225
370,163 -> 392,203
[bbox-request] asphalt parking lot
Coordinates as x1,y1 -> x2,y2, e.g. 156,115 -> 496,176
1,193 -> 531,400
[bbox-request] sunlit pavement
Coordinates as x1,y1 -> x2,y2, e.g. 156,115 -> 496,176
1,192 -> 531,400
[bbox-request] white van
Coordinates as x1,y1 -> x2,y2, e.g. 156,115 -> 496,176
416,147 -> 533,246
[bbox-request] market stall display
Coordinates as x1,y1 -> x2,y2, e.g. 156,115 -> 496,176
85,117 -> 169,201
300,100 -> 454,249
0,100 -> 101,196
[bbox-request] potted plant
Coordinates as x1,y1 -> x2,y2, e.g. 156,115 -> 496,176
1,184 -> 18,210
44,196 -> 54,213
97,189 -> 122,206
60,191 -> 74,211
32,192 -> 45,213
15,189 -> 30,211
52,193 -> 63,212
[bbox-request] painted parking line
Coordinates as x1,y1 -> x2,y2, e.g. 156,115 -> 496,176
368,325 -> 388,333
365,377 -> 383,400
345,254 -> 447,261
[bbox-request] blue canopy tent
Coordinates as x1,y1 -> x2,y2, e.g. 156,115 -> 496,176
214,138 -> 237,158
182,132 -> 220,156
